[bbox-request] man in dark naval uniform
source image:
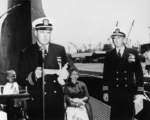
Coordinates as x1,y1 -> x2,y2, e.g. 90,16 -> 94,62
17,17 -> 71,120
102,28 -> 144,120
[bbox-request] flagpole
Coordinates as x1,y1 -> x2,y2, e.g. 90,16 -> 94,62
127,20 -> 135,38
115,20 -> 119,28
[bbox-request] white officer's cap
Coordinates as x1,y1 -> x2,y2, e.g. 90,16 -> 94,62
32,17 -> 53,30
111,28 -> 126,39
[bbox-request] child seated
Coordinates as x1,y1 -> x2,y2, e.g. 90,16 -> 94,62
3,70 -> 19,95
3,70 -> 20,120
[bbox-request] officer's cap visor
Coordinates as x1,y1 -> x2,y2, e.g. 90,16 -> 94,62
35,24 -> 53,30
111,32 -> 126,39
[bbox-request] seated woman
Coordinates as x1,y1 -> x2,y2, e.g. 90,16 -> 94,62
64,69 -> 93,120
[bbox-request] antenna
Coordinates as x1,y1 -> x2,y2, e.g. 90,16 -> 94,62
127,20 -> 135,38
115,20 -> 119,28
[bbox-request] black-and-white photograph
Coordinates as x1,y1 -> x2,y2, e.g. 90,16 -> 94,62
0,0 -> 150,120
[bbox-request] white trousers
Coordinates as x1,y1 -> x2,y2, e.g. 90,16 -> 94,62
66,106 -> 89,120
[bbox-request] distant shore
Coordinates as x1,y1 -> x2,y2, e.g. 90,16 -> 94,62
75,63 -> 103,72
75,63 -> 103,77
75,62 -> 150,78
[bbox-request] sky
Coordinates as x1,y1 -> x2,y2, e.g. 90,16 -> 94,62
0,0 -> 150,53
0,0 -> 7,40
42,0 -> 150,50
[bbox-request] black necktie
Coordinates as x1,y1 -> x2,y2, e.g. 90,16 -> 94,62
118,49 -> 121,57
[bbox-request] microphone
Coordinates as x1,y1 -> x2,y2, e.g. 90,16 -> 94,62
57,57 -> 62,69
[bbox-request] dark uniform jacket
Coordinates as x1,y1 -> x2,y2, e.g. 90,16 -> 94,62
17,43 -> 68,120
103,47 -> 144,120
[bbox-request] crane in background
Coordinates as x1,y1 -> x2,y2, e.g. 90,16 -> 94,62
67,42 -> 80,53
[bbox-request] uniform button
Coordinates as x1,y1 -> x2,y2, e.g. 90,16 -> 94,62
124,77 -> 127,80
44,92 -> 47,95
116,78 -> 119,81
125,84 -> 128,87
124,71 -> 127,73
116,84 -> 119,87
53,90 -> 57,94
53,80 -> 56,83
116,71 -> 119,74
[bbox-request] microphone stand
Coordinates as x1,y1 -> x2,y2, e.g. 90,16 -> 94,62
41,49 -> 46,120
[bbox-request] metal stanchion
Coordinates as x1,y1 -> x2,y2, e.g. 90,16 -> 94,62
41,49 -> 47,120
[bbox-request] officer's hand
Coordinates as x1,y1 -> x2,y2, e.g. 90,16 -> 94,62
103,93 -> 109,102
134,94 -> 146,100
57,70 -> 69,85
57,63 -> 69,85
35,67 -> 42,79
58,63 -> 69,80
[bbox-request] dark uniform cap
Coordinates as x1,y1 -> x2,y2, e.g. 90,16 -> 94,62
111,28 -> 126,39
32,17 -> 53,30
